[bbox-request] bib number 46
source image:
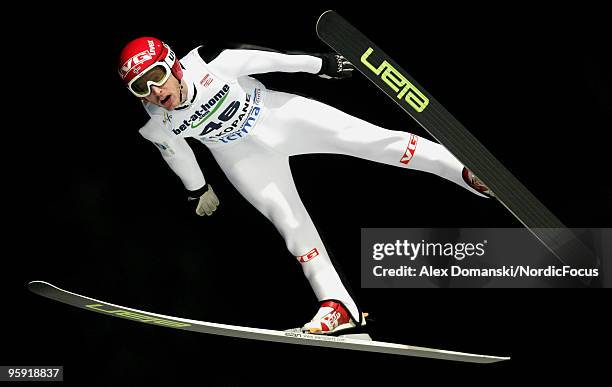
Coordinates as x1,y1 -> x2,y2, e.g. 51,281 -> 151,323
200,101 -> 241,136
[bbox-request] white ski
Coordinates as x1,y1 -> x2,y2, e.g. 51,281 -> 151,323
28,281 -> 509,363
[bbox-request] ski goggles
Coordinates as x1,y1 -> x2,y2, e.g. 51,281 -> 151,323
127,61 -> 173,97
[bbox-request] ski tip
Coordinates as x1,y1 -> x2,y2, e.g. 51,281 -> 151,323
27,280 -> 52,293
318,10 -> 336,20
316,10 -> 337,33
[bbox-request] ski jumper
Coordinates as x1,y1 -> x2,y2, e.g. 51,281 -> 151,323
139,45 -> 479,321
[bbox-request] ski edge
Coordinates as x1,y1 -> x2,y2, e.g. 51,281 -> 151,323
28,281 -> 510,363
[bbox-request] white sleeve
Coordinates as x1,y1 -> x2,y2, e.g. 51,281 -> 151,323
210,49 -> 323,79
139,119 -> 206,191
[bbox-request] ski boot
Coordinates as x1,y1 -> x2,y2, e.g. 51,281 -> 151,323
462,167 -> 496,198
302,300 -> 370,340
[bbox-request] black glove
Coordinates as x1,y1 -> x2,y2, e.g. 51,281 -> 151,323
315,53 -> 354,79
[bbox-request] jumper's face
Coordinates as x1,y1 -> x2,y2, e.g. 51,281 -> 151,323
141,74 -> 183,110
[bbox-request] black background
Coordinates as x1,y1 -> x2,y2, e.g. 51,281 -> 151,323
4,3 -> 611,385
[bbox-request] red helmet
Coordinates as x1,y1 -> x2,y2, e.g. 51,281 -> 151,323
118,37 -> 183,97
